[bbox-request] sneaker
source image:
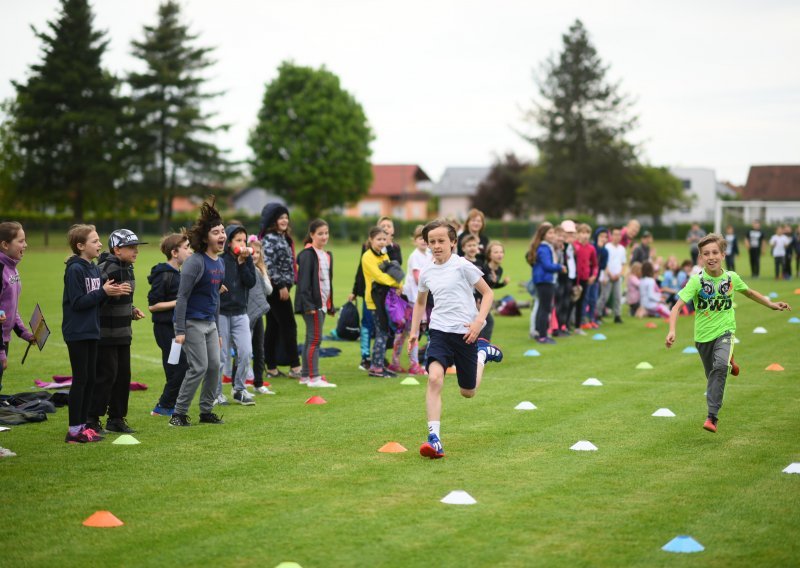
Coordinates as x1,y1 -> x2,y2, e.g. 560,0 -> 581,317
419,433 -> 445,459
151,404 -> 174,417
105,418 -> 135,434
85,419 -> 105,434
255,385 -> 276,394
64,427 -> 103,443
214,394 -> 230,406
573,328 -> 587,336
81,427 -> 104,442
368,367 -> 397,378
199,412 -> 225,424
408,362 -> 426,375
477,338 -> 503,363
0,446 -> 17,457
537,337 -> 556,345
307,376 -> 337,388
222,375 -> 233,384
614,316 -> 624,324
287,369 -> 303,379
169,413 -> 191,427
387,363 -> 407,374
730,356 -> 740,377
266,369 -> 287,379
703,418 -> 717,433
298,376 -> 310,385
358,358 -> 370,371
232,390 -> 256,406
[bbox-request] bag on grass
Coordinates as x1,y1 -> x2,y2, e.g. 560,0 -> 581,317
336,301 -> 360,341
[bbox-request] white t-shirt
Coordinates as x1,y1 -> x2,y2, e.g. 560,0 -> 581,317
315,248 -> 331,307
403,247 -> 432,302
605,243 -> 627,276
565,243 -> 576,279
418,254 -> 483,333
769,234 -> 791,256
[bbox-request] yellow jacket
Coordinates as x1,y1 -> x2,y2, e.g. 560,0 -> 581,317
361,248 -> 401,309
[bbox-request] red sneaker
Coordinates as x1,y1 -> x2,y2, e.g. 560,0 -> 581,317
222,375 -> 233,384
387,363 -> 407,374
730,357 -> 740,377
703,419 -> 717,433
408,363 -> 426,375
419,434 -> 445,459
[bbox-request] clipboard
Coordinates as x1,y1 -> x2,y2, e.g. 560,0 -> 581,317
21,303 -> 50,365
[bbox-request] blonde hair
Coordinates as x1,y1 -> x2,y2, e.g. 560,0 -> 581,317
698,233 -> 727,254
250,240 -> 267,275
466,208 -> 486,234
485,240 -> 504,263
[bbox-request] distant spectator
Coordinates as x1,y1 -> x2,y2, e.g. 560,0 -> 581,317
686,223 -> 707,266
631,230 -> 653,265
456,208 -> 489,263
724,225 -> 739,271
745,220 -> 764,278
620,219 -> 640,249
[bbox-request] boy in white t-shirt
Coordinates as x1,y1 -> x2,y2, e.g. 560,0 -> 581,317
769,226 -> 791,280
602,227 -> 627,323
408,219 -> 502,459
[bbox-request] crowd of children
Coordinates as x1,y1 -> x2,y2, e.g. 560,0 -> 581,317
2,207 -> 799,456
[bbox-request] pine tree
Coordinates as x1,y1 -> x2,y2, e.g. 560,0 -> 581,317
249,62 -> 373,220
126,0 -> 230,232
471,153 -> 529,218
12,0 -> 123,220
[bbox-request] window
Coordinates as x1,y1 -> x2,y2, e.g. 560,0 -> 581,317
682,178 -> 692,190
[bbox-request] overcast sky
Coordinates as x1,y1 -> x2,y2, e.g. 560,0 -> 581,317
3,0 -> 799,185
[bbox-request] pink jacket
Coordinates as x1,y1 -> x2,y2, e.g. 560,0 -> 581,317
0,251 -> 34,362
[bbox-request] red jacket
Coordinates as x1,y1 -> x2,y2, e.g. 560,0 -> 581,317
574,240 -> 598,281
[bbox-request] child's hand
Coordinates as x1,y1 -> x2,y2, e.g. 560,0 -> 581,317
407,334 -> 418,354
132,307 -> 146,320
463,320 -> 482,343
771,301 -> 791,311
665,331 -> 676,348
175,334 -> 185,345
219,284 -> 228,294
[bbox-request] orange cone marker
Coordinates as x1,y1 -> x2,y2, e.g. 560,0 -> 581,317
83,511 -> 124,528
305,396 -> 327,404
378,442 -> 407,453
645,322 -> 658,329
765,363 -> 785,371
446,366 -> 457,374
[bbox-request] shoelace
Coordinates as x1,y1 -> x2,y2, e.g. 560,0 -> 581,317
83,429 -> 100,441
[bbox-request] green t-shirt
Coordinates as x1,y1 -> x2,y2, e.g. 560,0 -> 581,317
678,269 -> 749,343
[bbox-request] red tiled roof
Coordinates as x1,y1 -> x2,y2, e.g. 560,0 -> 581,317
743,166 -> 800,201
368,165 -> 431,197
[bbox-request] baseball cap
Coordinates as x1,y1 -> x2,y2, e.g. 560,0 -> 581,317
560,220 -> 577,233
108,229 -> 148,249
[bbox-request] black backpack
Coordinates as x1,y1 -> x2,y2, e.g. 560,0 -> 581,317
336,301 -> 360,341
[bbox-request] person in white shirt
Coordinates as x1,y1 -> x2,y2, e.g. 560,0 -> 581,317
769,226 -> 792,280
408,219 -> 502,460
600,227 -> 627,323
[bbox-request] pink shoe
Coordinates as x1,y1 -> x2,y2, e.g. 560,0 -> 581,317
387,363 -> 407,374
408,363 -> 426,375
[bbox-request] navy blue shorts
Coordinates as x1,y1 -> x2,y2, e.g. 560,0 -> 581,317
425,329 -> 478,390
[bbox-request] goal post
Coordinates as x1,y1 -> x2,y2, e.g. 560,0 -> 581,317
714,200 -> 800,233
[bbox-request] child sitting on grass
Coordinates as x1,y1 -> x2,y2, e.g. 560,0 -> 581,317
666,233 -> 791,433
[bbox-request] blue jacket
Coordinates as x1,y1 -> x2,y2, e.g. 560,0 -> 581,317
594,227 -> 609,271
62,256 -> 107,342
533,243 -> 561,284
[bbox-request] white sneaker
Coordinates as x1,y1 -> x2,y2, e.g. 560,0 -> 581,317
307,376 -> 336,388
255,385 -> 276,395
214,394 -> 230,406
298,376 -> 310,385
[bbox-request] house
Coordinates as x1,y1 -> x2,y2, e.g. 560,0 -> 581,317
345,165 -> 432,220
431,167 -> 490,220
740,165 -> 800,223
231,187 -> 287,217
660,167 -> 718,224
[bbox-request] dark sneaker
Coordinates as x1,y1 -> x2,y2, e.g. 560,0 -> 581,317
85,418 -> 105,434
477,338 -> 503,363
368,367 -> 397,378
614,316 -> 624,324
81,426 -> 105,442
151,404 -> 174,417
106,418 -> 135,434
169,413 -> 191,427
65,428 -> 103,443
703,418 -> 718,433
199,412 -> 225,424
419,433 -> 445,459
232,390 -> 256,406
730,356 -> 740,377
358,358 -> 370,371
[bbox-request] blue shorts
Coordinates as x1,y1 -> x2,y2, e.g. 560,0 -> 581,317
425,329 -> 478,390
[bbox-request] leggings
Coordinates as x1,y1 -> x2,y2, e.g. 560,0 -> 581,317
66,340 -> 98,427
535,283 -> 555,338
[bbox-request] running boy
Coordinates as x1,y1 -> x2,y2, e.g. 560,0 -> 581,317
408,219 -> 503,459
666,233 -> 790,433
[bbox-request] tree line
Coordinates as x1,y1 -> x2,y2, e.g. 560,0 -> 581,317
0,3 -> 685,227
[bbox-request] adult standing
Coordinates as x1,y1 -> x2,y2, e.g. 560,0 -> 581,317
745,220 -> 764,278
259,203 -> 301,379
686,223 -> 707,266
456,208 -> 489,263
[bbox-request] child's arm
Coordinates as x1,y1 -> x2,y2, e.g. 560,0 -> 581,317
741,288 -> 791,311
407,290 -> 428,352
465,278 -> 493,343
665,298 -> 686,348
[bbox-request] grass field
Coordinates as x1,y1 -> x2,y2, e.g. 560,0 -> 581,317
1,235 -> 798,567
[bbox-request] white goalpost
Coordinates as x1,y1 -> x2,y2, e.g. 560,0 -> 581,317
713,200 -> 800,233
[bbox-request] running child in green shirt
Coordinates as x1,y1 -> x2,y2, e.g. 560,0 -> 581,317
665,233 -> 791,433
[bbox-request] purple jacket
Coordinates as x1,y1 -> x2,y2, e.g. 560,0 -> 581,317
0,251 -> 33,362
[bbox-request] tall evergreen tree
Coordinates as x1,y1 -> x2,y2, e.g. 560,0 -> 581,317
12,0 -> 122,220
524,19 -> 683,217
249,62 -> 373,220
471,153 -> 529,218
126,0 -> 230,232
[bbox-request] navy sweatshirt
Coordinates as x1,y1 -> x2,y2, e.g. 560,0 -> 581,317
147,262 -> 181,325
62,256 -> 107,342
219,225 -> 256,316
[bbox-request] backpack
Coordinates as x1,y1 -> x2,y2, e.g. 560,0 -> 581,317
385,292 -> 412,331
497,295 -> 521,316
336,301 -> 360,341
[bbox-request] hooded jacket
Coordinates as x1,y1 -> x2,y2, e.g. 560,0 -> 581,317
0,251 -> 34,361
593,227 -> 610,272
96,252 -> 137,346
220,225 -> 257,316
62,256 -> 107,342
532,243 -> 561,284
147,262 -> 181,325
295,244 -> 334,314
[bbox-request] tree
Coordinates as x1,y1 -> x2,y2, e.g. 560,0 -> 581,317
126,0 -> 231,232
523,19 -> 684,217
249,62 -> 373,219
0,100 -> 23,209
471,153 -> 529,218
12,0 -> 123,220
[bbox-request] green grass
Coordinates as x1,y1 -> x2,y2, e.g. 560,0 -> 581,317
2,237 -> 798,567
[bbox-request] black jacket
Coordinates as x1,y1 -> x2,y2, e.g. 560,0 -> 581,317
220,225 -> 256,316
147,262 -> 181,325
97,252 -> 136,346
351,242 -> 402,297
295,245 -> 334,314
61,256 -> 107,342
